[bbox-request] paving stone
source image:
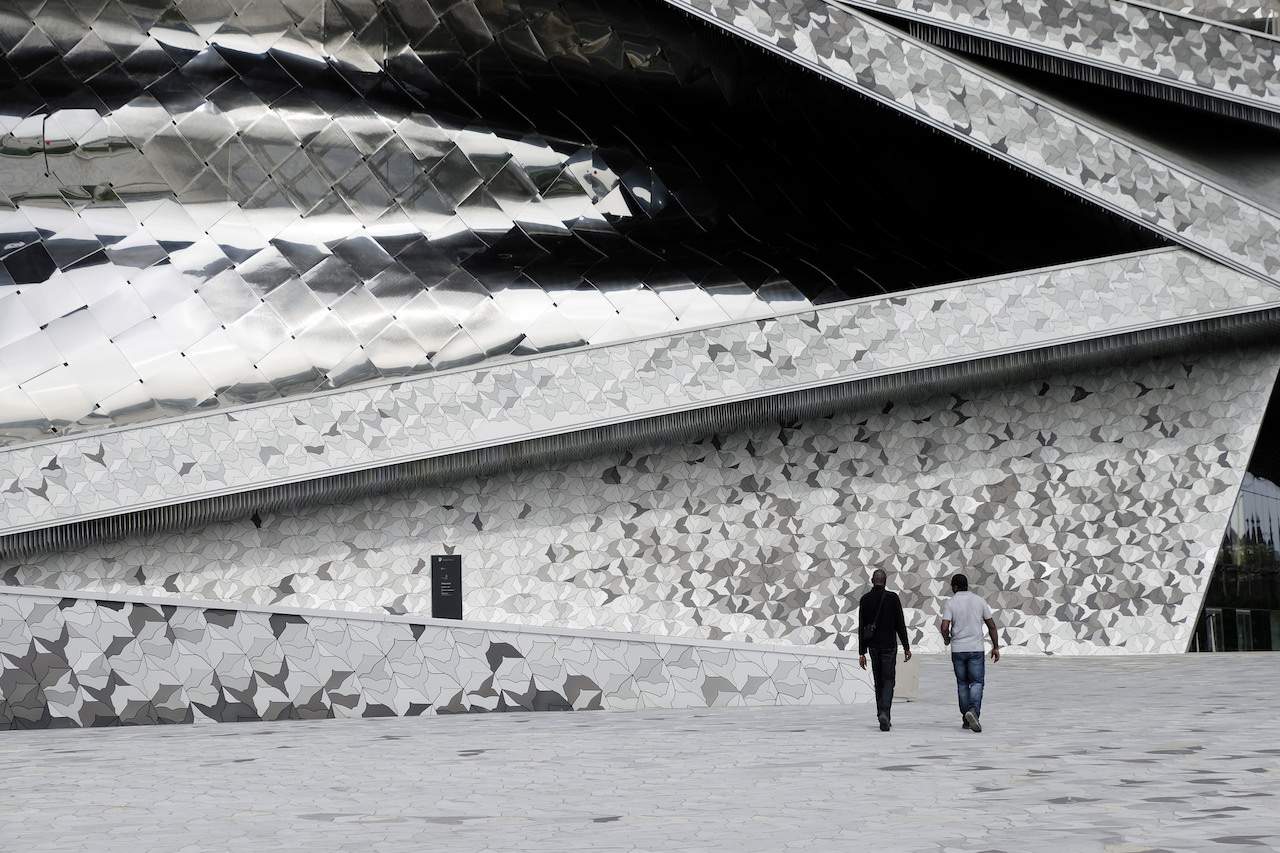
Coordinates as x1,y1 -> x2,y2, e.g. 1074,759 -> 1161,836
1,655 -> 1276,852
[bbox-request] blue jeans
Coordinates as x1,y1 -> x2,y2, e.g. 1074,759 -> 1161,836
951,651 -> 985,717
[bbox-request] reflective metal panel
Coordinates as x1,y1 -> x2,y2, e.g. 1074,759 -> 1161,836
0,0 -> 1165,447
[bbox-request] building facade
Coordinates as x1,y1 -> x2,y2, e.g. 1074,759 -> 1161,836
1,0 -> 1278,727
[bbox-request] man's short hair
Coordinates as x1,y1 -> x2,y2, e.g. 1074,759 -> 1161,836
871,569 -> 887,586
951,573 -> 969,592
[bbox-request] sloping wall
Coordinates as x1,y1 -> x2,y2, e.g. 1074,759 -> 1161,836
0,589 -> 870,729
11,348 -> 1278,656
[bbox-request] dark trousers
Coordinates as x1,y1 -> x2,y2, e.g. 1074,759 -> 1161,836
869,647 -> 897,720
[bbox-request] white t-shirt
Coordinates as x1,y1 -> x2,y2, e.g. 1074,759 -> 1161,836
942,591 -> 994,653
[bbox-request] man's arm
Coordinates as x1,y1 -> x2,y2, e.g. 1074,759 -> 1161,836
894,595 -> 911,660
940,619 -> 952,644
984,616 -> 1001,662
857,595 -> 868,667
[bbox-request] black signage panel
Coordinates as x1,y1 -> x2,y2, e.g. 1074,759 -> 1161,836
431,554 -> 462,620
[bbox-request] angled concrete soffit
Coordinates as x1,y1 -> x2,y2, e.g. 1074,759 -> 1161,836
665,0 -> 1280,285
1,247 -> 1278,538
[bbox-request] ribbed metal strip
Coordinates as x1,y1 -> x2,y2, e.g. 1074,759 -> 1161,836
3,308 -> 1279,561
885,14 -> 1280,130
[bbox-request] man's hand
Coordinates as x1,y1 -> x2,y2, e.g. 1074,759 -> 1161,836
903,648 -> 912,661
990,647 -> 1001,662
858,654 -> 867,670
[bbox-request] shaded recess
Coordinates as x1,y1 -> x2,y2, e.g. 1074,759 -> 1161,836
0,0 -> 1167,447
380,0 -> 1171,295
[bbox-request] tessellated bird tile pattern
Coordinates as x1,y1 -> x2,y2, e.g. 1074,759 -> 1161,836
0,589 -> 871,729
0,248 -> 1274,537
2,0 -> 1280,733
10,346 -> 1278,656
1143,0 -> 1278,22
832,0 -> 1280,119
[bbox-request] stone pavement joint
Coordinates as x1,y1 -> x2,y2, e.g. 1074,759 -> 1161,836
1,655 -> 1278,852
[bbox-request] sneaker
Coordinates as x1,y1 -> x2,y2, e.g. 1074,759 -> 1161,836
878,712 -> 891,732
962,717 -> 971,730
963,710 -> 982,733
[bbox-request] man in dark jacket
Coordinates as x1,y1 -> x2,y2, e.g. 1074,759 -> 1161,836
858,568 -> 912,731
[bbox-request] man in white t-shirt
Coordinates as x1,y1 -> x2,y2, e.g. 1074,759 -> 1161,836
940,573 -> 1000,733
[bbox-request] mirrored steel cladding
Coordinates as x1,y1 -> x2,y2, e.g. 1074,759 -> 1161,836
0,0 -> 1162,448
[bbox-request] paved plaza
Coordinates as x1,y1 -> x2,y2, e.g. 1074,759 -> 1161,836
2,654 -> 1278,852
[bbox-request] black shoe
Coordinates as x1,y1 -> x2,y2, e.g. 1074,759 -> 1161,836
962,717 -> 971,730
878,712 -> 891,732
964,710 -> 981,733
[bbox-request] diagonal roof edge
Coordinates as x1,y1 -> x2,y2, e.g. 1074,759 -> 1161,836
827,0 -> 1280,122
3,302 -> 1279,559
0,248 -> 1274,540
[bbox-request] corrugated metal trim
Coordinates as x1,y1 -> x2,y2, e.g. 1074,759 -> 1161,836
879,13 -> 1280,131
2,308 -> 1279,560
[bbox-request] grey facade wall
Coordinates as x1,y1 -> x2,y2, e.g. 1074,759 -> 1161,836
0,589 -> 869,729
9,348 -> 1278,656
1146,0 -> 1280,23
6,247 -> 1270,540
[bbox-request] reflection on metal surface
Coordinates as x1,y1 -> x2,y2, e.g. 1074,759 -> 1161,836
1194,472 -> 1280,650
0,0 -> 1166,447
1223,474 -> 1280,571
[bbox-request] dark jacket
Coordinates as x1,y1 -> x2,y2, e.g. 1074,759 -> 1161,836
857,586 -> 909,655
